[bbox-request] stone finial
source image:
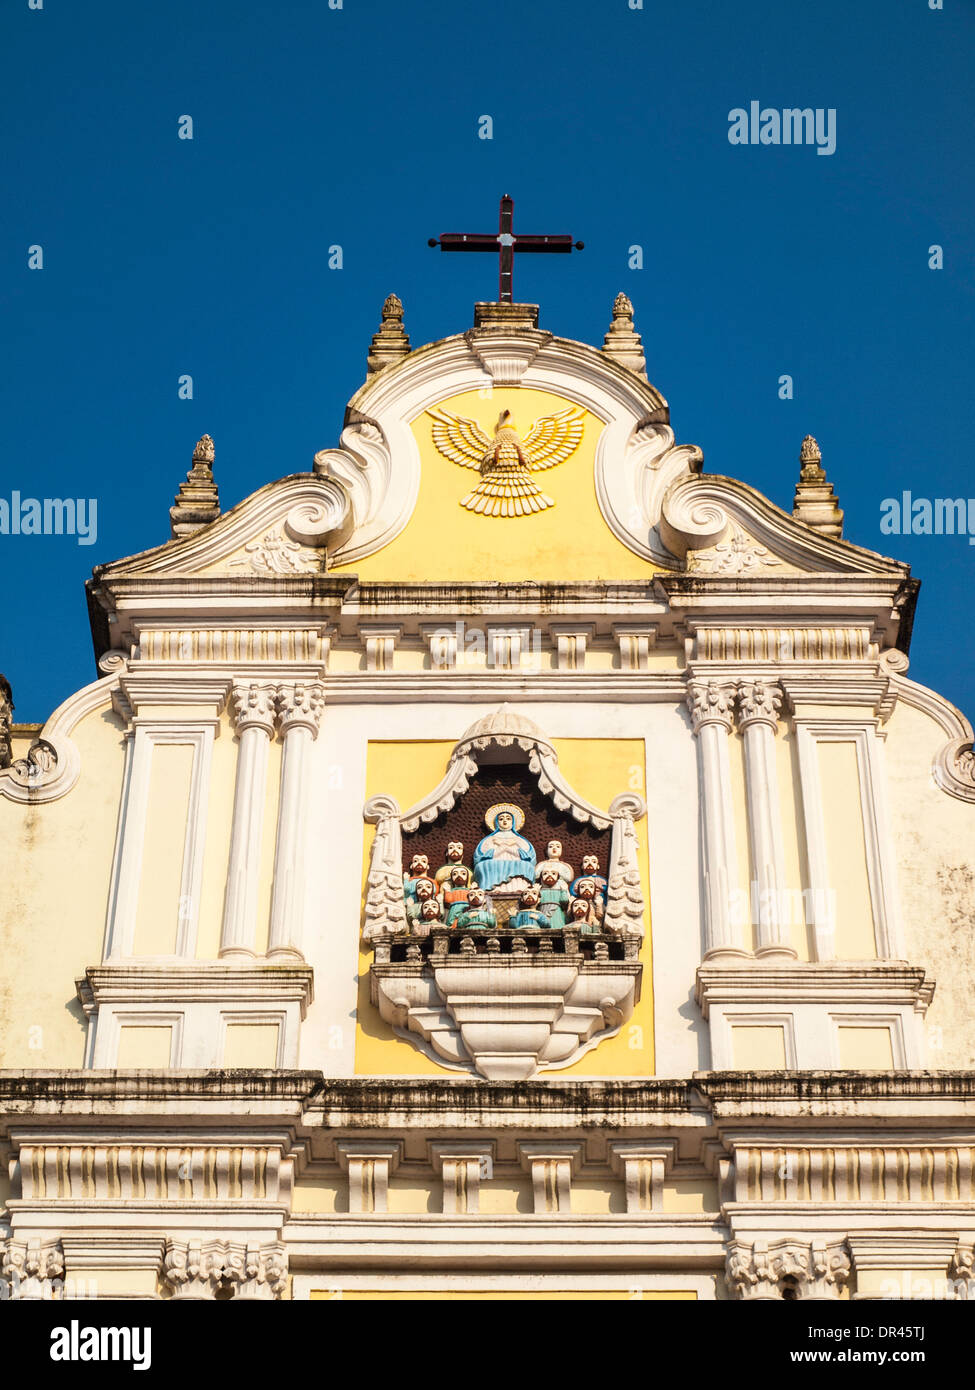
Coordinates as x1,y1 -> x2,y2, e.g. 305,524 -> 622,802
0,674 -> 13,769
601,291 -> 646,377
792,434 -> 843,539
170,434 -> 220,539
367,292 -> 411,375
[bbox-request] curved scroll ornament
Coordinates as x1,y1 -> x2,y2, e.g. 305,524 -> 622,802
398,707 -> 614,833
363,795 -> 408,939
603,793 -> 647,938
935,739 -> 975,805
659,474 -> 731,560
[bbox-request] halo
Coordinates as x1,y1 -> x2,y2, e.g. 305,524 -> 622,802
484,802 -> 525,832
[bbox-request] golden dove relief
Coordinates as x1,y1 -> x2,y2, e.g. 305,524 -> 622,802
427,405 -> 585,517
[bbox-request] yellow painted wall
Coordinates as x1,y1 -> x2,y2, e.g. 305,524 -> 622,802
663,1179 -> 719,1213
778,730 -> 812,960
819,741 -> 877,959
132,743 -> 194,957
732,1025 -> 787,1069
0,700 -> 126,1067
223,1022 -> 280,1067
837,1025 -> 894,1069
117,1025 -> 174,1068
355,737 -> 654,1078
331,388 -> 656,583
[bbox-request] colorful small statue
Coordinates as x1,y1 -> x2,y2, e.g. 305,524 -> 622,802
536,864 -> 570,928
567,897 -> 600,933
473,804 -> 536,892
414,897 -> 443,937
406,875 -> 439,925
570,854 -> 607,903
509,884 -> 548,930
441,864 -> 472,926
434,841 -> 473,889
535,838 -> 574,885
403,853 -> 432,901
454,886 -> 497,932
569,877 -> 604,933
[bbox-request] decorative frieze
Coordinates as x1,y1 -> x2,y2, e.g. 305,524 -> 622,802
136,626 -> 329,665
15,1141 -> 294,1202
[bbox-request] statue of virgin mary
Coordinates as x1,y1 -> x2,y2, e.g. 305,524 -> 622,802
473,803 -> 536,893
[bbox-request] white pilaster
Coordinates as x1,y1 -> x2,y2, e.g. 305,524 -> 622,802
268,682 -> 325,961
687,680 -> 746,959
737,681 -> 794,960
220,683 -> 276,960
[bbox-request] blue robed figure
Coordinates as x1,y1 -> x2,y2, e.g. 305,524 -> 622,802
473,804 -> 536,892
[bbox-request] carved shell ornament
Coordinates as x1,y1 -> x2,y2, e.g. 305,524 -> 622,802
427,405 -> 585,517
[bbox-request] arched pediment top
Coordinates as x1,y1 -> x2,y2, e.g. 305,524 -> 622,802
658,472 -> 911,577
97,474 -> 354,579
374,707 -> 642,834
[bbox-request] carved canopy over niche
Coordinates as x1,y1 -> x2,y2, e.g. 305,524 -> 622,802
362,708 -> 646,1079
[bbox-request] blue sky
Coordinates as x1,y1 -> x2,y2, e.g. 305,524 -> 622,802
2,0 -> 973,720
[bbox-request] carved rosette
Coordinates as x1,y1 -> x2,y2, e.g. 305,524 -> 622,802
1,1238 -> 65,1300
935,738 -> 975,805
231,681 -> 278,736
8,738 -> 59,785
726,1239 -> 850,1301
276,681 -> 325,738
686,679 -> 737,733
736,680 -> 783,731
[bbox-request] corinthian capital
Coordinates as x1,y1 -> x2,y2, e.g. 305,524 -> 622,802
686,679 -> 736,733
2,1238 -> 65,1299
736,679 -> 783,730
727,1239 -> 850,1301
222,1241 -> 288,1300
276,681 -> 325,737
162,1238 -> 227,1300
231,681 -> 278,735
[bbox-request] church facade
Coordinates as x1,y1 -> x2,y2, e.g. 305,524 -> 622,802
1,292 -> 974,1301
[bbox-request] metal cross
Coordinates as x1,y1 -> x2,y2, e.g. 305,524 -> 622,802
428,194 -> 584,303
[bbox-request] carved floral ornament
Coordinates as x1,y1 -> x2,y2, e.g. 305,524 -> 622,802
726,1239 -> 851,1301
686,679 -> 784,733
362,707 -> 647,1079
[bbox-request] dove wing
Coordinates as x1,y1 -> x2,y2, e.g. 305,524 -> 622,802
427,409 -> 493,470
522,406 -> 586,471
